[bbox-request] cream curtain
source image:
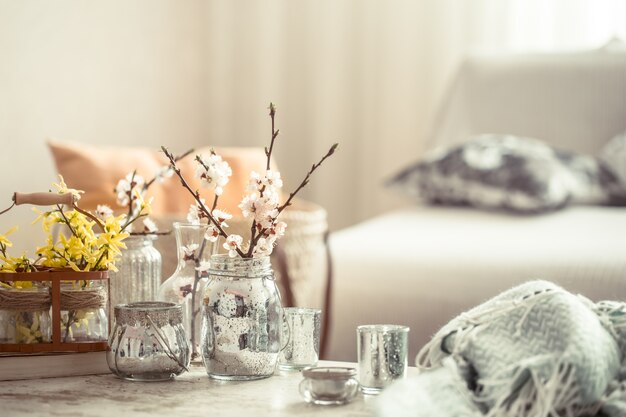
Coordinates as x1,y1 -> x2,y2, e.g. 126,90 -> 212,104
201,0 -> 626,230
1,0 -> 624,253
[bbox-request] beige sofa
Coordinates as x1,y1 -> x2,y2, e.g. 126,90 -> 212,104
325,47 -> 626,362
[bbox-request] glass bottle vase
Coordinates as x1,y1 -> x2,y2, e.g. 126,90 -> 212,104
157,223 -> 216,362
201,254 -> 283,380
109,235 -> 162,309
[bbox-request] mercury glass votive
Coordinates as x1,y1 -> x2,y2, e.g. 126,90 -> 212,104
357,324 -> 409,394
107,302 -> 190,381
299,367 -> 359,405
279,307 -> 321,370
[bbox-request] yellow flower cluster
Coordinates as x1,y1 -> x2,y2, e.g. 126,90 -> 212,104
34,210 -> 129,272
0,227 -> 35,286
0,176 -> 147,281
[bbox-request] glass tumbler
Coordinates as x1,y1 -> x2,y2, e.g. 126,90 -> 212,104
357,324 -> 409,394
278,307 -> 321,370
107,301 -> 190,381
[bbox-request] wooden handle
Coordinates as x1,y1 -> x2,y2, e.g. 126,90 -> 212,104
13,192 -> 75,207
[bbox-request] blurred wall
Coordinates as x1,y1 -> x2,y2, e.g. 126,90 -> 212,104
1,0 -> 624,254
0,0 -> 213,252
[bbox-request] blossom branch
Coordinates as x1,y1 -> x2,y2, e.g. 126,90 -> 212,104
72,205 -> 105,231
266,102 -> 279,170
194,153 -> 221,212
277,143 -> 338,215
56,205 -> 79,239
144,148 -> 195,190
121,213 -> 148,232
122,170 -> 138,228
247,143 -> 338,255
249,103 -> 280,252
162,146 -> 245,258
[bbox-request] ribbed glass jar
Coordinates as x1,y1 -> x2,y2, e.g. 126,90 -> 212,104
109,235 -> 162,309
201,254 -> 283,380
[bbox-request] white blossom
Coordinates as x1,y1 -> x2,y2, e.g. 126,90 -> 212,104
223,235 -> 243,258
154,166 -> 174,183
195,153 -> 232,196
186,198 -> 209,224
239,192 -> 279,227
254,195 -> 280,228
181,243 -> 199,261
238,193 -> 259,218
247,171 -> 263,193
262,170 -> 283,190
195,261 -> 211,273
204,226 -> 220,242
114,172 -> 145,207
211,209 -> 232,227
270,221 -> 287,239
187,204 -> 200,224
173,276 -> 194,301
252,237 -> 273,257
142,217 -> 158,233
95,205 -> 113,220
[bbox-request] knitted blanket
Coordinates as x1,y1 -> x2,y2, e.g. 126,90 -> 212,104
375,281 -> 626,417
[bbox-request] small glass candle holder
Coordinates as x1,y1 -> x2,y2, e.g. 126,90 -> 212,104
107,302 -> 190,381
299,367 -> 359,405
357,324 -> 409,394
279,307 -> 321,370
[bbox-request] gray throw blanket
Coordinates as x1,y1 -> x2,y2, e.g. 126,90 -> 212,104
376,281 -> 626,417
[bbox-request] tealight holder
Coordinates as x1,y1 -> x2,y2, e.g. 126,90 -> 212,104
107,302 -> 190,381
299,366 -> 359,405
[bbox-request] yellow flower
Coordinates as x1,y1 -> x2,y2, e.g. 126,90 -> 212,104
0,226 -> 17,248
52,175 -> 84,202
0,254 -> 36,279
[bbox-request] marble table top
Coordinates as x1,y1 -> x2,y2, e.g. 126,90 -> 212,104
0,361 -> 417,417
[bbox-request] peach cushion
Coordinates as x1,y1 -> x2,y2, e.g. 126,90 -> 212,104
48,139 -> 278,217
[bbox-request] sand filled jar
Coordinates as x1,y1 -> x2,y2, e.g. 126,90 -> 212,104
201,255 -> 282,380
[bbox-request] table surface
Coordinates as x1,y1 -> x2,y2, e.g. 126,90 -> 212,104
0,361 -> 417,417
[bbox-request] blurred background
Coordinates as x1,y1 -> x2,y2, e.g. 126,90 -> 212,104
1,0 -> 625,252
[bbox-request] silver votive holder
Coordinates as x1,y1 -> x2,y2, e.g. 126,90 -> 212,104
357,324 -> 409,394
107,301 -> 190,381
279,307 -> 321,370
299,367 -> 359,405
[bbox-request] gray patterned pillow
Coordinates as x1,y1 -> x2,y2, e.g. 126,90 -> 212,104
388,135 -> 626,214
601,131 -> 626,187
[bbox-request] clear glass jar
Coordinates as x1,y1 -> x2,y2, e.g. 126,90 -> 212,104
157,223 -> 217,362
0,286 -> 52,344
60,281 -> 108,343
109,235 -> 162,309
107,301 -> 190,381
201,254 -> 283,380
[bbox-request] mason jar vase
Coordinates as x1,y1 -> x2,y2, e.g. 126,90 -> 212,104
201,254 -> 283,380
